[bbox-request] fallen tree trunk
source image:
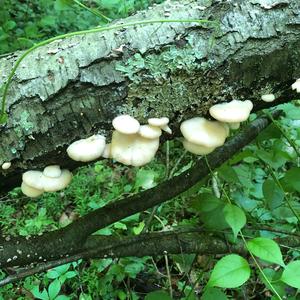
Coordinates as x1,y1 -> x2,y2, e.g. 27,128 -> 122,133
0,0 -> 299,192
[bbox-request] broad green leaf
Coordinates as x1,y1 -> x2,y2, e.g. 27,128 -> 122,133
247,238 -> 284,266
259,268 -> 286,297
207,254 -> 250,288
262,179 -> 284,210
223,204 -> 246,239
218,164 -> 239,184
135,169 -> 156,190
191,194 -> 228,230
30,286 -> 49,300
48,279 -> 61,300
201,287 -> 227,300
280,168 -> 300,193
280,261 -> 300,288
54,0 -> 73,10
55,296 -> 70,300
145,290 -> 172,300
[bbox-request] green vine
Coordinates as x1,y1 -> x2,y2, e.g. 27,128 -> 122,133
0,18 -> 217,124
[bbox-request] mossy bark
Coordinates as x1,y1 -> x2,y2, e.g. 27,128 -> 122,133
0,0 -> 299,192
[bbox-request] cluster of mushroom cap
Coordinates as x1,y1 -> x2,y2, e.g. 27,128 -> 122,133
21,165 -> 72,197
66,115 -> 171,167
110,115 -> 171,166
180,100 -> 253,155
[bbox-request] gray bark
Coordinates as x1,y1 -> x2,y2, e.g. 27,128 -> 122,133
0,0 -> 299,192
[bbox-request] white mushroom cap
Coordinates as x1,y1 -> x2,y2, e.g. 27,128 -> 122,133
21,182 -> 43,198
43,165 -> 61,178
112,115 -> 140,134
261,94 -> 275,102
102,143 -> 112,158
292,79 -> 300,93
209,100 -> 253,123
2,162 -> 11,170
180,117 -> 229,148
111,131 -> 159,166
161,125 -> 172,134
148,117 -> 169,127
23,170 -> 44,190
182,139 -> 216,155
138,125 -> 162,139
67,134 -> 106,162
42,169 -> 72,192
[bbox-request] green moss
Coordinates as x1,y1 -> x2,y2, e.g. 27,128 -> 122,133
18,111 -> 34,133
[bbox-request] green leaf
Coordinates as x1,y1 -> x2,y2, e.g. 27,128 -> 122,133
218,164 -> 239,184
144,290 -> 172,300
280,261 -> 300,288
262,179 -> 284,210
135,169 -> 156,190
54,0 -> 73,10
30,286 -> 49,300
247,237 -> 284,266
113,222 -> 127,230
133,221 -> 145,235
191,193 -> 228,230
48,279 -> 61,300
207,254 -> 250,288
223,204 -> 246,239
280,168 -> 300,193
55,296 -> 70,300
3,20 -> 16,31
201,287 -> 227,300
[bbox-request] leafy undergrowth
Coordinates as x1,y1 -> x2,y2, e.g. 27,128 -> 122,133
0,0 -> 165,55
0,102 -> 300,299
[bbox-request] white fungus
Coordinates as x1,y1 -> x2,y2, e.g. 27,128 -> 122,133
138,125 -> 162,139
67,134 -> 106,162
43,165 -> 61,178
1,162 -> 11,170
148,117 -> 169,127
292,79 -> 300,93
261,94 -> 276,102
110,131 -> 159,166
21,182 -> 44,198
182,139 -> 216,155
209,100 -> 253,123
112,115 -> 140,134
102,143 -> 112,159
180,117 -> 229,148
21,166 -> 72,197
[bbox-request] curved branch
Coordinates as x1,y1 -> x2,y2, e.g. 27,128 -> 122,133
2,225 -> 300,287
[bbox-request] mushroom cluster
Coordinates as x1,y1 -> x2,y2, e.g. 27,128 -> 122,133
180,100 -> 253,155
21,165 -> 72,197
110,115 -> 170,166
180,117 -> 229,155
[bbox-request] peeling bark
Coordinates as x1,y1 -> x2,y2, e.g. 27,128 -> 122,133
0,0 -> 299,192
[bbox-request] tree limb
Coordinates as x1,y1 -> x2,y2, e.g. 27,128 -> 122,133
2,225 -> 300,287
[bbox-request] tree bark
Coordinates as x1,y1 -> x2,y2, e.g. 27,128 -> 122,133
0,0 -> 299,192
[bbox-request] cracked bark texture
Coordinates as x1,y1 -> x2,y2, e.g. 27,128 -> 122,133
0,0 -> 299,192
